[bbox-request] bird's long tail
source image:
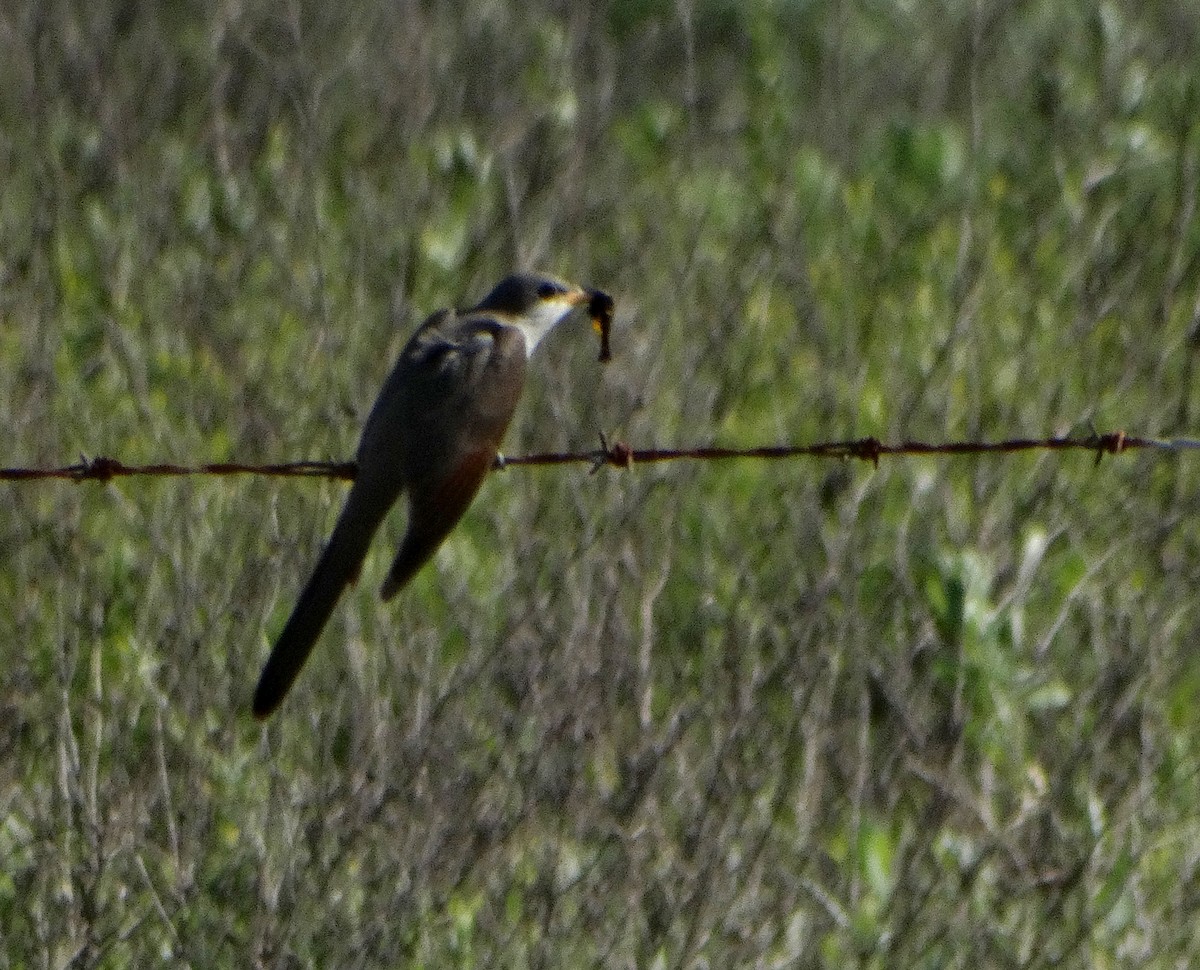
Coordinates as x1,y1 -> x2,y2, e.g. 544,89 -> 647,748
252,478 -> 397,718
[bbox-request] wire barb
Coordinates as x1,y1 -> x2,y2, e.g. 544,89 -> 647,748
73,455 -> 125,482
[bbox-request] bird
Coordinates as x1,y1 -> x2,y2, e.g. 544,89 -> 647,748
252,271 -> 601,718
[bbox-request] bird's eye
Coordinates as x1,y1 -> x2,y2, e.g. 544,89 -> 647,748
537,281 -> 560,299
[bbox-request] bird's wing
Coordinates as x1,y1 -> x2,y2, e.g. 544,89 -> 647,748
373,312 -> 527,478
378,312 -> 529,599
355,308 -> 456,470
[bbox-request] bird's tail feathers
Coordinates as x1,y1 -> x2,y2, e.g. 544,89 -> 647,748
252,482 -> 393,717
379,452 -> 494,601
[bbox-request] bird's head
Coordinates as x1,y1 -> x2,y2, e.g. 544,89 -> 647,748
473,272 -> 594,356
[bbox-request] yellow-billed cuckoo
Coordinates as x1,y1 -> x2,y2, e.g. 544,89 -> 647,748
252,272 -> 602,718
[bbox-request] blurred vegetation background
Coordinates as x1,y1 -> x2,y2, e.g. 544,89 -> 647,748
2,0 -> 1199,965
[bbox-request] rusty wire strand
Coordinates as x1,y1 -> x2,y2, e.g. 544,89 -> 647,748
2,432 -> 1198,484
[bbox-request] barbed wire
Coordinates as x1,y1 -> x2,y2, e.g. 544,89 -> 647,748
2,432 -> 1198,484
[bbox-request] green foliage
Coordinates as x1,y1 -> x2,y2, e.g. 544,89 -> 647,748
1,0 -> 1199,966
